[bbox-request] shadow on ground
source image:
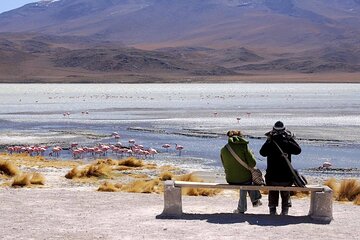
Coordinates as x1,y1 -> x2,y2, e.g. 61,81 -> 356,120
156,213 -> 331,226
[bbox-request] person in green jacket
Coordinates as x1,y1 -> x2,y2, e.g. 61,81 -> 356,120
220,130 -> 262,214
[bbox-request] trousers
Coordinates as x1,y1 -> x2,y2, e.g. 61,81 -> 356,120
266,181 -> 293,208
237,181 -> 262,212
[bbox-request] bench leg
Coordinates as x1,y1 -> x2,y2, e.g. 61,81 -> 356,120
160,180 -> 182,218
309,186 -> 333,222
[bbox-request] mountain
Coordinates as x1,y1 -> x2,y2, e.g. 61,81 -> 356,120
0,0 -> 360,82
1,0 -> 360,49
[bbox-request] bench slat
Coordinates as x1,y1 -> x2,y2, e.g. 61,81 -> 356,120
173,181 -> 324,192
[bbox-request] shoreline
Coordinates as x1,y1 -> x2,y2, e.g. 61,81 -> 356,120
1,72 -> 360,84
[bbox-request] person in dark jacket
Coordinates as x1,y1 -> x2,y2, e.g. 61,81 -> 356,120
221,130 -> 262,214
259,121 -> 301,215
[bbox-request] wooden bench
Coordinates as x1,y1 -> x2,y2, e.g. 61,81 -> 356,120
159,180 -> 333,222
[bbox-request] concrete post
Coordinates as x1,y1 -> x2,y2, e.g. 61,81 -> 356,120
159,180 -> 182,218
309,186 -> 333,222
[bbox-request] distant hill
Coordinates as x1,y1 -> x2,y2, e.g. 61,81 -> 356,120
0,0 -> 360,82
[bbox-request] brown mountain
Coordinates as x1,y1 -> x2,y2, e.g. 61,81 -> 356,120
0,0 -> 360,82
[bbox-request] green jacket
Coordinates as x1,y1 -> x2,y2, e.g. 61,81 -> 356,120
220,136 -> 257,184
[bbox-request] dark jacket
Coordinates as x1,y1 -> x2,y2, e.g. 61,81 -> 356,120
259,134 -> 301,182
220,136 -> 256,184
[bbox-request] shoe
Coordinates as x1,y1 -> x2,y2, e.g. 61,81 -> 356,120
233,209 -> 245,214
252,200 -> 262,207
269,207 -> 277,215
281,208 -> 289,215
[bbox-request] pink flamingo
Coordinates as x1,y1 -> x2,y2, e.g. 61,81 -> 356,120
52,146 -> 62,157
236,117 -> 241,123
148,148 -> 158,158
175,144 -> 184,156
128,139 -> 136,146
322,161 -> 332,169
162,144 -> 171,152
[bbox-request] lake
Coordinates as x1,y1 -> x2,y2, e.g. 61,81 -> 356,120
1,83 -> 359,176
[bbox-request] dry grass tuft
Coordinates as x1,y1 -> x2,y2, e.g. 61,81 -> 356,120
121,179 -> 161,193
30,173 -> 46,185
0,160 -> 20,177
324,178 -> 340,195
85,164 -> 112,178
174,173 -> 222,196
128,173 -> 150,179
2,153 -> 80,169
175,173 -> 202,182
159,165 -> 178,172
96,159 -> 118,165
65,164 -> 112,179
291,191 -> 310,198
337,179 -> 360,202
98,181 -> 121,192
65,167 -> 80,179
354,194 -> 360,205
159,171 -> 173,181
12,173 -> 32,187
118,158 -> 144,167
184,187 -> 222,196
116,166 -> 133,171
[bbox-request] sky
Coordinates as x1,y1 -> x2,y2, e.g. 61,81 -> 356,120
0,0 -> 38,14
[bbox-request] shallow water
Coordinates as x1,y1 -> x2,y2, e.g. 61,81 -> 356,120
1,83 -> 360,175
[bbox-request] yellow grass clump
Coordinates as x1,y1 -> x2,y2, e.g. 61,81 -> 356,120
12,173 -> 32,187
354,194 -> 360,205
2,153 -> 80,169
96,159 -> 118,165
98,181 -> 121,192
30,172 -> 46,185
65,163 -> 112,179
128,173 -> 150,179
118,158 -> 144,167
291,191 -> 310,198
174,173 -> 222,196
159,165 -> 178,172
175,173 -> 202,182
159,171 -> 173,181
122,179 -> 161,193
0,160 -> 20,177
324,178 -> 340,197
337,179 -> 360,202
185,187 -> 222,197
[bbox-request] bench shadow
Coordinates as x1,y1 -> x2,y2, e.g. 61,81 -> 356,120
156,213 -> 331,226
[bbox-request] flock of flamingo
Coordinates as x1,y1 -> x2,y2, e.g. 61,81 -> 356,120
5,132 -> 185,160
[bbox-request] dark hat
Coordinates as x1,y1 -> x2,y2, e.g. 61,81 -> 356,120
273,121 -> 285,131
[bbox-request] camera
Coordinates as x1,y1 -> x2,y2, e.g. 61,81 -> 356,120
266,129 -> 294,139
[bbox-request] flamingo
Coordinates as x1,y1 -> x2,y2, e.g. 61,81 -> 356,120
128,139 -> 136,146
322,161 -> 332,169
175,144 -> 184,156
148,148 -> 158,158
162,144 -> 171,152
213,112 -> 218,117
236,117 -> 241,123
52,146 -> 62,157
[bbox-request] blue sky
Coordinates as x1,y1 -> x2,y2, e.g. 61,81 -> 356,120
0,0 -> 37,14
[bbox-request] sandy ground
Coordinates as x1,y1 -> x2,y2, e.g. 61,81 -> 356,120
1,155 -> 359,240
1,187 -> 359,240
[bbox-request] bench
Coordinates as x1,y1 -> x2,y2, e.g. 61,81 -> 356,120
159,180 -> 333,222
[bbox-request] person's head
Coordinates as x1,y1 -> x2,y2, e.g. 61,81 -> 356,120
227,130 -> 242,137
273,121 -> 285,132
